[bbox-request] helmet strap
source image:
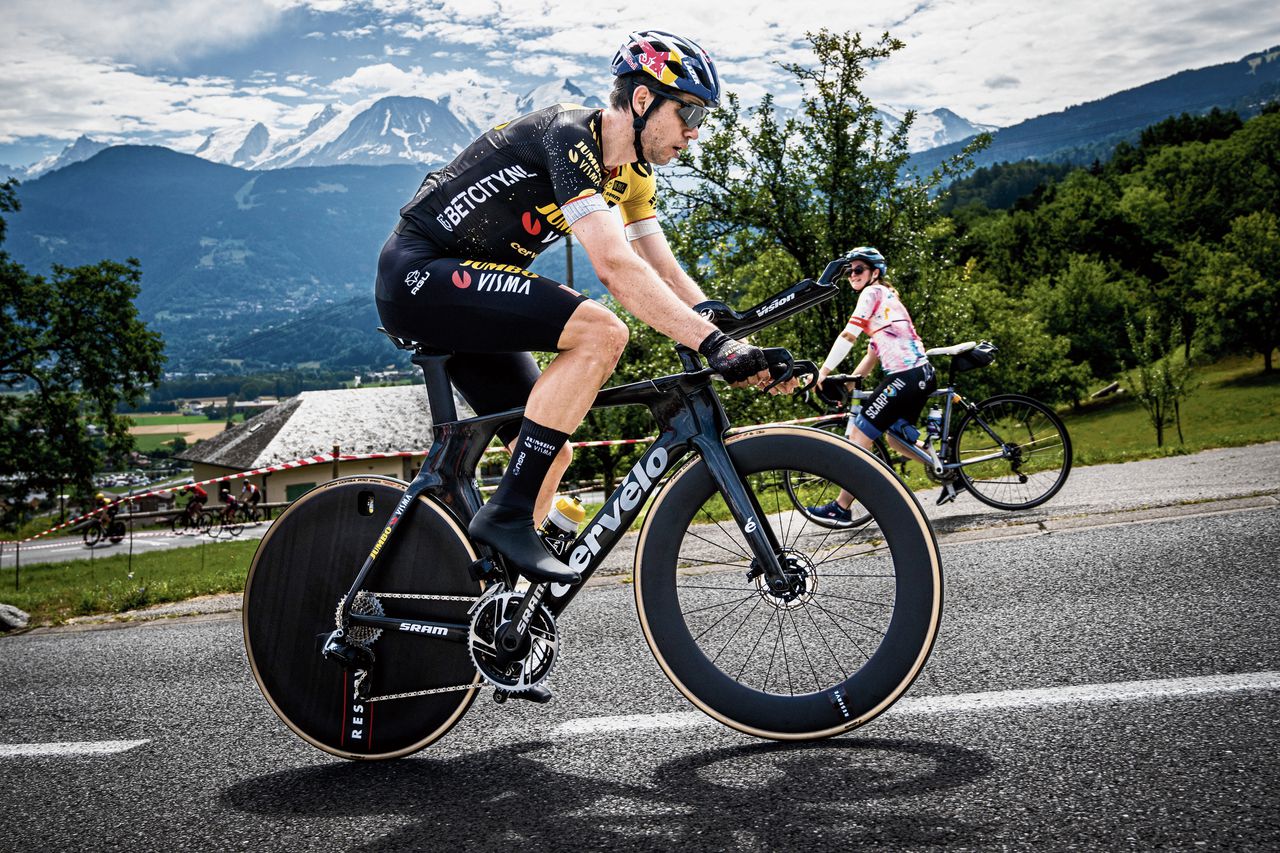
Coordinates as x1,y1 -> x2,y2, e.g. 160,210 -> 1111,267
629,89 -> 664,165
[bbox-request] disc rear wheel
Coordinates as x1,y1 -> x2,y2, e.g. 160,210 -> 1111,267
243,476 -> 482,760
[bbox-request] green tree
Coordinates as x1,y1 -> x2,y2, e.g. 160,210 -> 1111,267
1125,313 -> 1197,447
1205,211 -> 1280,372
662,29 -> 989,389
0,179 -> 166,529
1026,254 -> 1138,381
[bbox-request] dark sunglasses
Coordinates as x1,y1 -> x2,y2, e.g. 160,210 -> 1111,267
650,89 -> 709,129
850,264 -> 871,275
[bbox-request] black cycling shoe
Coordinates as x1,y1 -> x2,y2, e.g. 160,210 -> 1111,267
469,504 -> 581,585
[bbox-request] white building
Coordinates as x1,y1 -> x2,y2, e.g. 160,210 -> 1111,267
177,385 -> 474,504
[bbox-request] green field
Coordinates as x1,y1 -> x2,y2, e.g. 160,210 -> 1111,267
129,414 -> 216,426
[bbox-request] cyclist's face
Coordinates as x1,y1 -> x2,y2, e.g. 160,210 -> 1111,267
848,263 -> 875,290
640,89 -> 703,165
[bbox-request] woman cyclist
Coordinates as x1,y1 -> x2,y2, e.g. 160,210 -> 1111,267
808,247 -> 938,523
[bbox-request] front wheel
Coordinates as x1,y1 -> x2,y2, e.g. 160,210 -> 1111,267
783,418 -> 892,528
951,393 -> 1072,510
82,521 -> 103,548
636,426 -> 942,740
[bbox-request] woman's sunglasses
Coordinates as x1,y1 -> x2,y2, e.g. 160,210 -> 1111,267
850,265 -> 871,275
650,90 -> 709,129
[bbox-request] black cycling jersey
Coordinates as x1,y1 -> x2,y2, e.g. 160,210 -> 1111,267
378,104 -> 662,445
398,104 -> 659,267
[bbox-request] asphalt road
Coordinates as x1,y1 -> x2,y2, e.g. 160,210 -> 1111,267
2,458 -> 1277,849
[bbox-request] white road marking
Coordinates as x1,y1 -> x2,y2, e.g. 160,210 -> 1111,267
553,671 -> 1280,736
0,739 -> 149,758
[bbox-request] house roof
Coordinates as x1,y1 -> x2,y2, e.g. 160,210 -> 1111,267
177,385 -> 457,470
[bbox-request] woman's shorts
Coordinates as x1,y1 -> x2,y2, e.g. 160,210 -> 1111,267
852,363 -> 937,440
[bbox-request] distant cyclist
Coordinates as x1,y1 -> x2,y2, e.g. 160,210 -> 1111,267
183,479 -> 208,511
94,491 -> 118,522
240,480 -> 261,510
377,30 -> 786,588
809,247 -> 940,522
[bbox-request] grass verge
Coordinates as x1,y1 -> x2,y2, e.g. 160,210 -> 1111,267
5,539 -> 256,626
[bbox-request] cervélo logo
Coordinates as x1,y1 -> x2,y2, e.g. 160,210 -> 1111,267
568,447 -> 669,571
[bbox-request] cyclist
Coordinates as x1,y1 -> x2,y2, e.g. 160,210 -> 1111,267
182,478 -> 208,519
240,480 -> 262,513
376,30 -> 783,587
217,483 -> 240,520
808,247 -> 943,522
94,491 -> 118,522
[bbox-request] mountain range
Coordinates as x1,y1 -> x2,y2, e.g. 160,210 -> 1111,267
909,45 -> 1280,174
4,50 -> 1277,372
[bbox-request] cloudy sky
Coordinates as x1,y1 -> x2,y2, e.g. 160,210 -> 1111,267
3,0 -> 1276,166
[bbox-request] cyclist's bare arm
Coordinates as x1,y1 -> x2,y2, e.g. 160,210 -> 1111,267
572,210 -> 717,350
629,229 -> 709,307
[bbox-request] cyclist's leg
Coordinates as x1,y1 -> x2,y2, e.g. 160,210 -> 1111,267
376,244 -> 623,582
815,365 -> 935,516
444,352 -> 572,525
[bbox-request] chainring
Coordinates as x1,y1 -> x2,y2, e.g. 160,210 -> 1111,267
468,589 -> 559,692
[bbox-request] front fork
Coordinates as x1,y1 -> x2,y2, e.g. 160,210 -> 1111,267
692,434 -> 788,590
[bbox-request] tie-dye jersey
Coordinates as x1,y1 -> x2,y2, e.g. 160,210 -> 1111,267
844,283 -> 929,374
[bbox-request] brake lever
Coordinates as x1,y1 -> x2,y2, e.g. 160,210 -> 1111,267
760,350 -> 818,395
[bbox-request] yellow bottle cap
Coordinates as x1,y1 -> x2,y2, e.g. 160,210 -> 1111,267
555,494 -> 586,524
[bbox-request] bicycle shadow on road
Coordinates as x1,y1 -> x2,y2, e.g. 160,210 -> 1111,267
220,736 -> 994,850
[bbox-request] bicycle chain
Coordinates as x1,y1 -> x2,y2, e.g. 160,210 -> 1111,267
352,590 -> 484,701
367,682 -> 479,702
367,592 -> 480,602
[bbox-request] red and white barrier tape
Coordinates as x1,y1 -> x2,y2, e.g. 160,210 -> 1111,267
2,413 -> 835,544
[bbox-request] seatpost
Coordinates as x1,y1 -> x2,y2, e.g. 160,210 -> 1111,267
411,351 -> 458,423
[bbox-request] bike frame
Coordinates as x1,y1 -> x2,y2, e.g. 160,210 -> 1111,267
337,263 -> 848,642
842,384 -> 1010,476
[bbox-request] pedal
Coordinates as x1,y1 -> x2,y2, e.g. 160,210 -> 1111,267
493,684 -> 553,705
468,556 -> 502,583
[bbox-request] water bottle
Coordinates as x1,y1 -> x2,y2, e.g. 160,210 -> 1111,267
925,406 -> 943,439
538,495 -> 586,562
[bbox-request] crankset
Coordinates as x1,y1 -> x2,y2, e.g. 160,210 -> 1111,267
468,587 -> 559,694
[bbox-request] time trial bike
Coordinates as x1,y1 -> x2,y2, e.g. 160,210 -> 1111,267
242,256 -> 943,760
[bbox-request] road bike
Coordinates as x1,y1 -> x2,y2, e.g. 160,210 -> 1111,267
82,514 -> 126,547
243,256 -> 943,760
786,341 -> 1072,528
207,501 -> 260,538
169,501 -> 207,535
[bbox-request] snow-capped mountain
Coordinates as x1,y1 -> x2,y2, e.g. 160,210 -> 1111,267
21,136 -> 111,178
516,78 -> 606,115
194,122 -> 270,168
189,78 -> 605,171
874,107 -> 996,152
254,95 -> 475,169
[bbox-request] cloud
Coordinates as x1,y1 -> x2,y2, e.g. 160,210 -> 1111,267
8,0 -> 1280,160
327,62 -> 505,100
7,0 -> 286,65
984,75 -> 1020,89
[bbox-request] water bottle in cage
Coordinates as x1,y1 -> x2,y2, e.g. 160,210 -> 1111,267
925,406 -> 943,439
538,495 -> 586,562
